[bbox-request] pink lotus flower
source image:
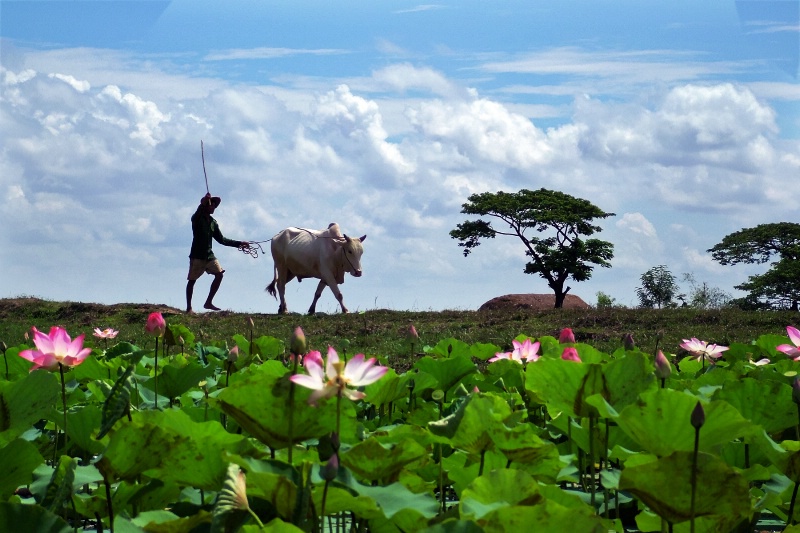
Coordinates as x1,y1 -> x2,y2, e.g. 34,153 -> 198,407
777,326 -> 800,360
489,338 -> 541,363
145,312 -> 166,337
680,337 -> 728,363
93,328 -> 118,339
559,328 -> 576,344
19,326 -> 91,372
561,347 -> 581,362
290,346 -> 388,406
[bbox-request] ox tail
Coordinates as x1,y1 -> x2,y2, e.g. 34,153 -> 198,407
266,264 -> 278,300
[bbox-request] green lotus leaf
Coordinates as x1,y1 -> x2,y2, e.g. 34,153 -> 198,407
2,345 -> 39,379
0,369 -> 60,446
322,466 -> 440,520
341,436 -> 429,483
470,342 -> 502,361
615,389 -> 758,456
525,358 -> 606,418
414,354 -> 477,398
212,362 -> 349,449
129,509 -> 211,533
364,368 -> 416,408
41,455 -> 77,513
460,469 -> 544,519
618,450 -> 750,527
477,501 -> 609,533
712,377 -> 796,435
141,358 -> 215,400
0,502 -> 72,533
424,338 -> 471,359
227,456 -> 299,521
0,439 -> 44,499
99,409 -> 250,488
428,394 -> 512,455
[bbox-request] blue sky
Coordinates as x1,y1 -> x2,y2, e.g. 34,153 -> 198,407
1,1 -> 799,313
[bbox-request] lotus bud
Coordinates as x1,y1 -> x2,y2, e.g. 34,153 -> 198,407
228,345 -> 240,363
622,333 -> 635,351
559,327 -> 576,344
290,326 -> 307,356
407,324 -> 419,342
0,341 -> 6,353
321,453 -> 339,482
561,347 -> 581,362
145,312 -> 166,337
691,401 -> 705,429
654,350 -> 672,380
247,317 -> 255,330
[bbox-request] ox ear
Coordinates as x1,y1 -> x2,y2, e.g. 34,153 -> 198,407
359,235 -> 366,242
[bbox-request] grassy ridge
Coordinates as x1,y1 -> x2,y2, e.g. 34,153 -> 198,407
1,297 -> 797,372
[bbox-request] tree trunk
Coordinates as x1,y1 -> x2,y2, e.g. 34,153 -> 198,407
552,285 -> 572,309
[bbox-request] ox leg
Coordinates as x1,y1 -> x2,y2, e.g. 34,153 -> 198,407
277,280 -> 288,314
314,279 -> 348,314
308,280 -> 327,314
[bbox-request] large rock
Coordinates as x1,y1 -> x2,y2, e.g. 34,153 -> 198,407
479,293 -> 590,311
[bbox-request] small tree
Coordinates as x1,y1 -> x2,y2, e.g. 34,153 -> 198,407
636,265 -> 679,308
708,222 -> 800,310
596,291 -> 619,309
680,273 -> 731,309
450,188 -> 615,308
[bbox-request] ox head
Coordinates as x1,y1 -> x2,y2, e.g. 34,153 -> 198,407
340,234 -> 366,277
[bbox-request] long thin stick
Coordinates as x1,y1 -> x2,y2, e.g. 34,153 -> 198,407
201,140 -> 210,195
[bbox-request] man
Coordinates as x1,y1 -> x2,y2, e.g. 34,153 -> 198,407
186,193 -> 246,313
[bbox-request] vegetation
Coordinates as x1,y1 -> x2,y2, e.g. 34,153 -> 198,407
449,188 -> 615,308
1,297 -> 795,372
2,297 -> 800,532
708,222 -> 800,311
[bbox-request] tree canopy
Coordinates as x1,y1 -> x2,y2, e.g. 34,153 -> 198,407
707,222 -> 800,310
450,188 -> 615,308
636,265 -> 679,309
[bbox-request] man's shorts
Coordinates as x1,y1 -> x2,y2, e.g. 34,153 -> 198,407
187,259 -> 224,281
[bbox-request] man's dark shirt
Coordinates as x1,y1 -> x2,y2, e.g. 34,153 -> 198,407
189,208 -> 239,261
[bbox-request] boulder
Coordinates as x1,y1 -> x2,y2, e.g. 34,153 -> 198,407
479,293 -> 590,311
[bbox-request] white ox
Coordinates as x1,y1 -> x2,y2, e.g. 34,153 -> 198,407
266,223 -> 367,314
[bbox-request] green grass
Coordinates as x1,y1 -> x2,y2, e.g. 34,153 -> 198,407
1,297 -> 797,373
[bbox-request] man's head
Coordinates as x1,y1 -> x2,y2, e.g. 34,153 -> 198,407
201,194 -> 222,212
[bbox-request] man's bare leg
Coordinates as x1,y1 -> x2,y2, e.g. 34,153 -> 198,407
186,279 -> 196,313
204,272 -> 223,311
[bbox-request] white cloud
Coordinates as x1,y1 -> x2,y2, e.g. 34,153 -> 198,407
2,43 -> 798,311
48,73 -> 90,93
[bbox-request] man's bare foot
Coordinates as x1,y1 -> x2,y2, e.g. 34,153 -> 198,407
185,308 -> 194,314
204,303 -> 222,311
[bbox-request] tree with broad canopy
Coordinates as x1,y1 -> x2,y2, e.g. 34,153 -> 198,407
707,222 -> 800,311
450,188 -> 615,308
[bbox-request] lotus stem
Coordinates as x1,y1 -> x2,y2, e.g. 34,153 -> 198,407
247,507 -> 265,529
154,337 -> 159,410
320,480 -> 330,520
437,443 -> 445,512
287,354 -> 299,464
690,421 -> 701,533
589,415 -> 596,509
59,363 -> 68,453
789,481 -> 799,526
2,343 -> 8,380
478,448 -> 486,477
102,470 -> 114,533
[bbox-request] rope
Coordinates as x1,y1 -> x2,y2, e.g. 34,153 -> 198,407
238,240 -> 271,258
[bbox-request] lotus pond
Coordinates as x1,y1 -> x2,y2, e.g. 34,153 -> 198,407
3,315 -> 800,533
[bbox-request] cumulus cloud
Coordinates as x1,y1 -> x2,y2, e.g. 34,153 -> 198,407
1,45 -> 798,311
